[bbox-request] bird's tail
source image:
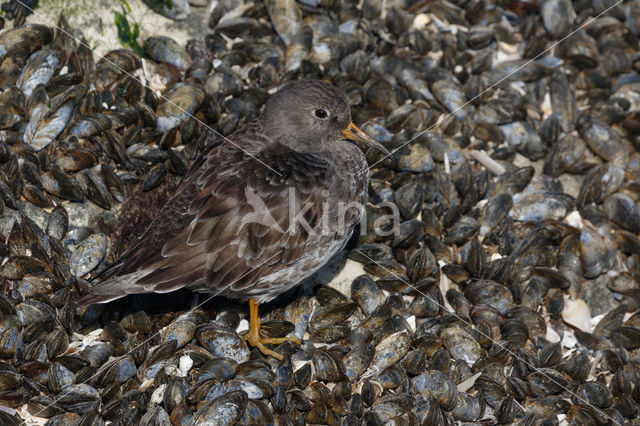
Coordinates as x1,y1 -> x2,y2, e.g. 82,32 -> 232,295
77,270 -> 151,305
76,292 -> 123,305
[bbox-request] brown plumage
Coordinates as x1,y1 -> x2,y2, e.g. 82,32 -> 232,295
79,80 -> 385,357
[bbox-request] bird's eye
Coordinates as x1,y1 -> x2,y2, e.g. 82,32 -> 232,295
314,109 -> 328,119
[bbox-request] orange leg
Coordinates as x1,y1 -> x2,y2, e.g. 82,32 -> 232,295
246,298 -> 301,360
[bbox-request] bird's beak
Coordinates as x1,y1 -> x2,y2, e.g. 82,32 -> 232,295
342,122 -> 390,155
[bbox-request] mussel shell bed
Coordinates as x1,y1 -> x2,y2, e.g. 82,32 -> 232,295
0,0 -> 639,424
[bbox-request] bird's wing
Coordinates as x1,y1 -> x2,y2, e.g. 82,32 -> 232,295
83,134 -> 334,301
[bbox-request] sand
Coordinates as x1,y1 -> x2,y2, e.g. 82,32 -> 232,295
19,0 -> 210,57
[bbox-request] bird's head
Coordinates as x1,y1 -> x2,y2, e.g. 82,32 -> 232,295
262,79 -> 389,155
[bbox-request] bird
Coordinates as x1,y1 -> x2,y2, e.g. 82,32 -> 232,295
79,79 -> 388,359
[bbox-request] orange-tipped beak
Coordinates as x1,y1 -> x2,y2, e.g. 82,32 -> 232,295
342,122 -> 390,155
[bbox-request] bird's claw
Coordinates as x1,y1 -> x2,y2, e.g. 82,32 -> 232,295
246,298 -> 301,360
246,332 -> 301,360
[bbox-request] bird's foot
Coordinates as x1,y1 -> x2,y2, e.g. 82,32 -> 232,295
247,299 -> 301,360
246,331 -> 301,360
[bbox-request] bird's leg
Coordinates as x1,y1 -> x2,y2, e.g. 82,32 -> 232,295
246,298 -> 301,360
190,293 -> 199,310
